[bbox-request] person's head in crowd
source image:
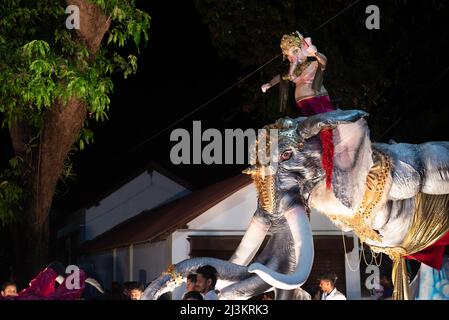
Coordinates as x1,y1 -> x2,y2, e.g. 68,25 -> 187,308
124,281 -> 144,300
195,265 -> 218,294
1,282 -> 18,297
318,271 -> 338,294
182,291 -> 204,300
186,273 -> 197,292
157,292 -> 172,300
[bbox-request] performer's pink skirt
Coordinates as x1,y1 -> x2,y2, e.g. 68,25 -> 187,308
296,95 -> 334,116
296,95 -> 335,190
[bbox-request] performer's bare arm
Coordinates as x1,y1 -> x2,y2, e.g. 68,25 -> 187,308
306,42 -> 327,69
262,36 -> 327,92
315,52 -> 327,69
261,74 -> 281,93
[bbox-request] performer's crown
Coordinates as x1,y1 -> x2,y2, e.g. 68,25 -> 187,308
280,32 -> 303,59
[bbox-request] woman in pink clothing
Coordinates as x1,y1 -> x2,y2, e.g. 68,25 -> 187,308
261,32 -> 334,116
262,32 -> 336,189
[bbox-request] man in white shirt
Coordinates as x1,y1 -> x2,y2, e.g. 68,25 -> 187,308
195,265 -> 219,300
319,271 -> 346,300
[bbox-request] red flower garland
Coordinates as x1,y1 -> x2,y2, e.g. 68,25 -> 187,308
320,129 -> 334,190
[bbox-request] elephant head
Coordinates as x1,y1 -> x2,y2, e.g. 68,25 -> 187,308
239,109 -> 372,290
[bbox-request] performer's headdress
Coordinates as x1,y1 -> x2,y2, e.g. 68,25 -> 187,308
280,31 -> 304,59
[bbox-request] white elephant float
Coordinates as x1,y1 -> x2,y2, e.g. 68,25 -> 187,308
143,109 -> 449,300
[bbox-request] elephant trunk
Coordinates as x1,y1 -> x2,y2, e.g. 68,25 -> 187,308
141,257 -> 251,300
141,274 -> 172,300
247,205 -> 314,290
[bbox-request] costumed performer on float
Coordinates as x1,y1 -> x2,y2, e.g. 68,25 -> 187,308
261,31 -> 334,116
262,31 -> 335,189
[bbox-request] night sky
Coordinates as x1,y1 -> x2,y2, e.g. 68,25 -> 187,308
43,0 -> 449,216
53,1 -> 244,214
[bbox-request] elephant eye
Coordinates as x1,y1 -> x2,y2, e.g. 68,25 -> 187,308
280,149 -> 293,161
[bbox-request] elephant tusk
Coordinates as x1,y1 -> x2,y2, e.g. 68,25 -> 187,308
229,215 -> 270,266
85,278 -> 105,294
248,205 -> 314,290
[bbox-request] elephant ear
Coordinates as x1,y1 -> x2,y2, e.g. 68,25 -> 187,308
297,109 -> 373,209
297,109 -> 369,139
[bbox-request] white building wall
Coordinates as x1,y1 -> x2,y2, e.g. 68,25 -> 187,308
84,171 -> 189,240
132,240 -> 171,285
114,247 -> 129,284
87,239 -> 171,290
187,184 -> 257,231
86,251 -> 114,291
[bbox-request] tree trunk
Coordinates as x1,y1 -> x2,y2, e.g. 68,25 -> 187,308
10,0 -> 111,282
17,99 -> 88,281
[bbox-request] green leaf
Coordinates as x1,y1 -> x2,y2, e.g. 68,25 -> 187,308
107,32 -> 114,45
133,31 -> 141,48
0,0 -> 151,223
